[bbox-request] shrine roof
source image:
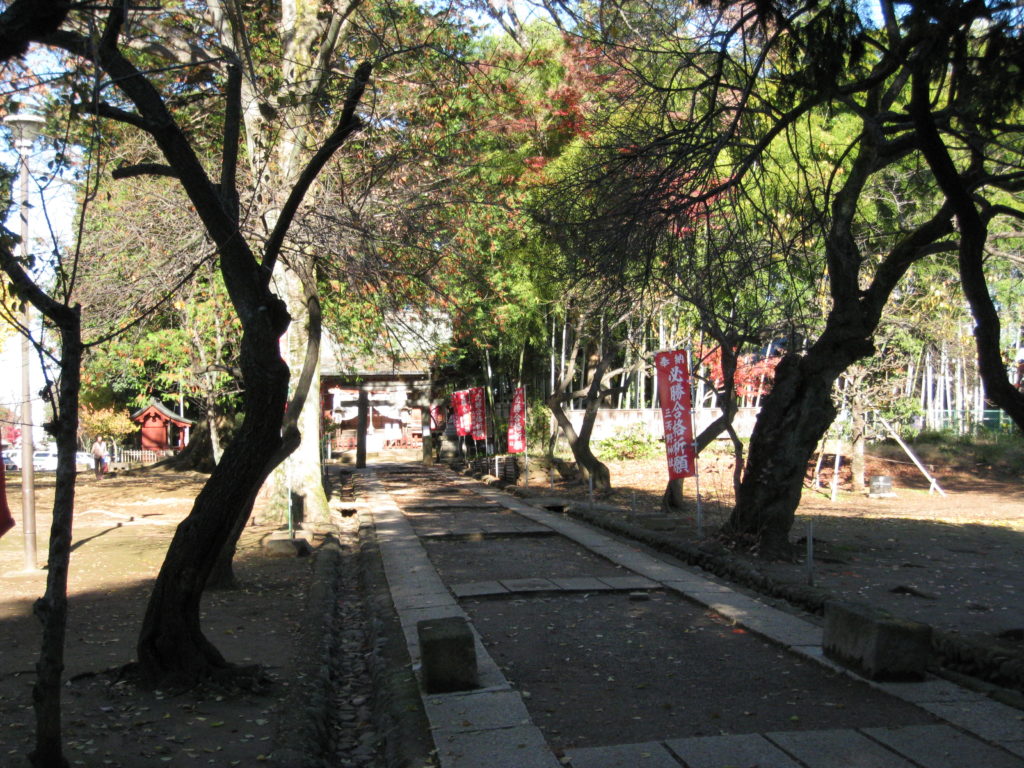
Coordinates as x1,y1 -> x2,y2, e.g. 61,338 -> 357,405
130,399 -> 195,427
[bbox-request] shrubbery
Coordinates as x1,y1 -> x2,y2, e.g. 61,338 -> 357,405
594,424 -> 662,461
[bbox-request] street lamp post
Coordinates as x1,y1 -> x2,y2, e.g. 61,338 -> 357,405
5,110 -> 45,571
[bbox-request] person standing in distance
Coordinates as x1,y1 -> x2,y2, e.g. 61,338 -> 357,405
91,437 -> 106,479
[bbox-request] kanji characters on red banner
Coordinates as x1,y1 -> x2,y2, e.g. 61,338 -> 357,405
468,387 -> 487,441
452,390 -> 471,437
507,386 -> 526,453
655,349 -> 696,479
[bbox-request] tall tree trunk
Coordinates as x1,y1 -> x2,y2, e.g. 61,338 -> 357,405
909,67 -> 1024,432
208,269 -> 323,589
138,308 -> 291,687
725,325 -> 871,558
547,356 -> 612,491
258,265 -> 329,527
850,385 -> 866,491
723,89 -> 956,558
30,314 -> 82,768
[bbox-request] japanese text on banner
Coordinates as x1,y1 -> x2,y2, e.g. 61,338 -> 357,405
655,349 -> 696,479
452,390 -> 471,437
507,387 -> 526,453
469,387 -> 487,441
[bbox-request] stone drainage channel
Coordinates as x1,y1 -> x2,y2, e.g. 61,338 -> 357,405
363,464 -> 1024,768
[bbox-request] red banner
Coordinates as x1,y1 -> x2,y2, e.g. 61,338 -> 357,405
452,391 -> 471,437
507,386 -> 526,453
0,461 -> 14,540
429,405 -> 445,435
469,387 -> 487,441
655,349 -> 696,479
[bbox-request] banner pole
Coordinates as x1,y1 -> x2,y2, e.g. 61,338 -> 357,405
694,449 -> 703,539
523,396 -> 529,487
691,366 -> 703,539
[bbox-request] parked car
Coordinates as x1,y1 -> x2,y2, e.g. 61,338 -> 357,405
76,451 -> 93,470
32,450 -> 59,472
2,452 -> 17,472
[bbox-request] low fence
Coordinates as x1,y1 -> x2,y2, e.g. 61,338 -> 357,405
117,449 -> 177,465
564,407 -> 761,441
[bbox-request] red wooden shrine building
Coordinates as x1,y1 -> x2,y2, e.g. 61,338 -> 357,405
130,399 -> 193,452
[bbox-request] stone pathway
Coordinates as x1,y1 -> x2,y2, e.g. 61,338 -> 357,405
363,464 -> 1024,768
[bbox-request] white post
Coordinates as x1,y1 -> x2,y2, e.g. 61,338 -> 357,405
878,416 -> 947,496
830,436 -> 842,503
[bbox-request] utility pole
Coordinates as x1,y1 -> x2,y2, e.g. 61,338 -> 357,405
5,110 -> 45,571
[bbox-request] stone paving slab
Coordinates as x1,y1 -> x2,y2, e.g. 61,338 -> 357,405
665,732 -> 803,768
863,724 -> 1024,768
450,576 -> 668,597
788,644 -> 847,673
476,523 -> 554,536
663,579 -> 737,596
673,582 -> 742,598
1004,741 -> 1024,759
431,724 -> 563,768
412,527 -> 462,539
695,592 -> 778,624
401,500 -> 503,509
451,581 -> 510,598
916,698 -> 1024,744
513,508 -> 617,548
596,575 -> 659,590
733,611 -> 824,647
373,470 -> 1024,766
500,577 -> 559,593
425,689 -> 532,733
766,728 -> 918,767
872,678 -> 988,704
391,588 -> 456,611
566,741 -> 680,767
549,576 -> 616,592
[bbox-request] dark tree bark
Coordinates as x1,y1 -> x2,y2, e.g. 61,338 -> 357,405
546,311 -> 645,492
726,340 -> 854,557
1,245 -> 83,768
725,112 -> 957,557
38,2 -> 371,687
206,264 -> 322,590
547,353 -> 613,491
137,308 -> 290,684
909,66 -> 1024,432
30,318 -> 82,768
0,0 -> 69,60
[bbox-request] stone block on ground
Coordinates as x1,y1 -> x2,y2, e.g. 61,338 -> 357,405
417,616 -> 479,693
823,600 -> 931,680
263,537 -> 313,557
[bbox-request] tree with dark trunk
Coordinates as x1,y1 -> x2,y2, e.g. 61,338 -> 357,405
0,250 -> 83,768
34,1 -> 372,687
546,295 -> 651,491
537,0 -> 1024,556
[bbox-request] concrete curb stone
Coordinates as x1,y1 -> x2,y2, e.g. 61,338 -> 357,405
356,507 -> 438,768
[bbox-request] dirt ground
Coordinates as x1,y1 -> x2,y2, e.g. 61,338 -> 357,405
560,453 -> 1024,647
0,469 -> 358,768
0,449 -> 1022,765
